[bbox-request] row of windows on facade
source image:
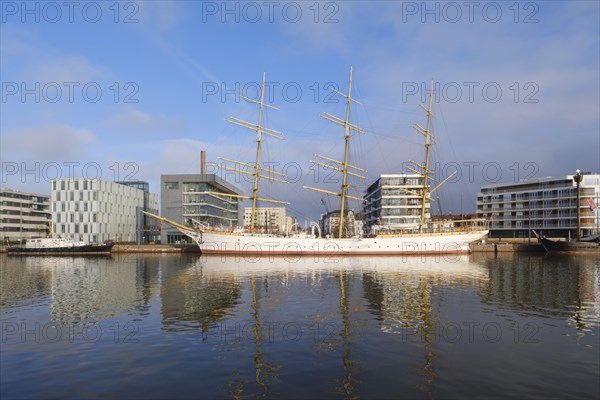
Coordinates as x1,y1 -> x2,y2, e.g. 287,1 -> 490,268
0,200 -> 50,210
0,208 -> 50,217
478,201 -> 587,210
369,189 -> 426,197
478,187 -> 595,201
52,179 -> 135,191
182,205 -> 238,219
54,212 -> 136,224
365,199 -> 425,207
0,218 -> 50,224
181,215 -> 236,228
52,202 -> 138,214
368,208 -> 428,217
491,219 -> 596,228
54,223 -> 132,234
182,194 -> 238,210
378,177 -> 423,186
483,213 -> 595,221
371,216 -> 421,222
479,205 -> 596,214
53,190 -> 141,203
0,227 -> 48,232
0,191 -> 49,201
164,182 -> 212,192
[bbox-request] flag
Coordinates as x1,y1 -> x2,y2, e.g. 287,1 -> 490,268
588,197 -> 598,212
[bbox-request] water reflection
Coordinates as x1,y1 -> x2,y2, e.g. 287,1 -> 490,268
1,253 -> 598,399
1,255 -> 160,324
476,253 -> 600,329
1,256 -> 53,308
160,260 -> 242,333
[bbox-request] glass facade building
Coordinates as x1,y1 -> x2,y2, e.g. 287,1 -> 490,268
160,174 -> 243,244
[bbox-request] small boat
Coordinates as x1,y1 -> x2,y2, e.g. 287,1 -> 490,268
7,238 -> 115,255
538,236 -> 600,253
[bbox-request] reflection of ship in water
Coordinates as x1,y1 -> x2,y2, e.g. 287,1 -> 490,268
476,253 -> 599,330
160,259 -> 242,335
198,254 -> 486,398
361,256 -> 489,395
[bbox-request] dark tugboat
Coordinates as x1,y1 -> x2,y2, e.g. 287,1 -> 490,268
7,238 -> 115,255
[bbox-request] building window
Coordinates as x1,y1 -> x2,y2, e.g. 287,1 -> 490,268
165,182 -> 179,190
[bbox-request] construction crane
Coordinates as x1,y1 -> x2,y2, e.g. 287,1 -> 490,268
321,196 -> 330,214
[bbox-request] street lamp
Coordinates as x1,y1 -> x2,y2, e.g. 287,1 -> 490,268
574,169 -> 582,241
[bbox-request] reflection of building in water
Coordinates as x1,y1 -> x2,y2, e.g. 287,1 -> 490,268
0,256 -> 53,306
477,254 -> 599,330
160,260 -> 242,332
0,256 -> 161,321
49,256 -> 159,324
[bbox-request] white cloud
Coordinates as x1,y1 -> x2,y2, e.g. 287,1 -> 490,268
108,106 -> 186,133
3,124 -> 97,161
20,54 -> 113,84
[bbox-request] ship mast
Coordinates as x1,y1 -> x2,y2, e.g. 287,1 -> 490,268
212,72 -> 288,233
304,67 -> 366,238
418,80 -> 434,232
406,80 -> 455,232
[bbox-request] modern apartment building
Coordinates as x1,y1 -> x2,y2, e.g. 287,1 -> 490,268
160,174 -> 243,244
363,174 -> 429,233
51,179 -> 158,243
0,188 -> 51,243
243,207 -> 292,233
477,173 -> 600,239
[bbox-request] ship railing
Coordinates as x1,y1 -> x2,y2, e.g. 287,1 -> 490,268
373,218 -> 489,237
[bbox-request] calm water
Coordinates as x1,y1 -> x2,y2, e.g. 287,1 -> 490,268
1,252 -> 598,399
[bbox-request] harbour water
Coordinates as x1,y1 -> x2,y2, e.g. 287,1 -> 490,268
1,253 -> 598,399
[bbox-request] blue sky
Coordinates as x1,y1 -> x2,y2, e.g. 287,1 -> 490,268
1,1 -> 599,221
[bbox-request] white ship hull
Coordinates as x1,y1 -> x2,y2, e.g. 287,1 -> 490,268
182,229 -> 488,256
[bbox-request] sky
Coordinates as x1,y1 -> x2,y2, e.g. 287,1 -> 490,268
1,0 -> 599,222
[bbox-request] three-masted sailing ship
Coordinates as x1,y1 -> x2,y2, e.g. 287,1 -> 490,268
146,69 -> 488,255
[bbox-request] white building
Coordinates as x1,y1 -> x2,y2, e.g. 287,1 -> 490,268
477,173 -> 600,239
0,188 -> 51,243
243,207 -> 290,233
52,179 -> 158,243
363,174 -> 429,233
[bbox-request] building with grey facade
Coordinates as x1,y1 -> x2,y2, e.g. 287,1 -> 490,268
477,173 -> 600,239
160,174 -> 243,244
0,188 -> 51,243
51,179 -> 158,243
117,181 -> 160,242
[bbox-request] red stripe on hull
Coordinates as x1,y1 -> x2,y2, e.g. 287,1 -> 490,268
199,249 -> 470,256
